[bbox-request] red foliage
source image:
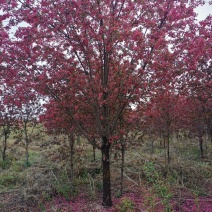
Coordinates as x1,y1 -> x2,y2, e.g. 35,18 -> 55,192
1,0 -> 211,206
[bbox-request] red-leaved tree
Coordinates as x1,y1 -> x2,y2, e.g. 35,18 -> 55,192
2,0 -> 208,206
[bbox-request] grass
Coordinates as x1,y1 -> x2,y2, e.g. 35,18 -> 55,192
0,127 -> 212,211
0,170 -> 22,191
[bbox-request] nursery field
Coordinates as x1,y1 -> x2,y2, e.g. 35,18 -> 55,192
0,127 -> 211,212
1,0 -> 212,211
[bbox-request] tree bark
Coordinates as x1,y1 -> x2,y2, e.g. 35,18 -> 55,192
69,133 -> 75,181
120,143 -> 125,194
101,136 -> 112,207
163,134 -> 166,148
151,139 -> 154,154
199,136 -> 204,159
24,121 -> 30,166
167,135 -> 170,164
198,134 -> 204,159
93,145 -> 96,161
198,125 -> 204,159
209,126 -> 212,144
2,132 -> 8,161
92,137 -> 96,161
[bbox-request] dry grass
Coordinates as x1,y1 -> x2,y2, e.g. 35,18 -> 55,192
0,130 -> 212,211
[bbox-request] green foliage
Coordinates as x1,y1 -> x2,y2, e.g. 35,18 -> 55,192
0,172 -> 21,189
23,161 -> 31,168
96,182 -> 103,192
41,191 -> 52,201
143,162 -> 173,212
10,161 -> 24,172
0,152 -> 18,169
116,197 -> 135,212
78,168 -> 89,179
89,167 -> 101,177
143,191 -> 158,212
115,190 -> 122,198
0,158 -> 12,169
39,203 -> 46,212
53,169 -> 78,200
143,161 -> 159,184
174,142 -> 201,160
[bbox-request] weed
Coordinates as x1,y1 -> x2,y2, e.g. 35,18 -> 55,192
0,158 -> 12,169
53,169 -> 78,200
0,171 -> 21,189
42,191 -> 52,201
11,161 -> 24,172
116,196 -> 135,212
95,182 -> 102,192
39,203 -> 46,212
115,190 -> 122,198
143,161 -> 173,212
143,191 -> 158,212
23,161 -> 31,168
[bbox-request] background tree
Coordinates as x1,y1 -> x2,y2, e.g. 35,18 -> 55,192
40,100 -> 77,179
17,89 -> 43,166
0,86 -> 18,163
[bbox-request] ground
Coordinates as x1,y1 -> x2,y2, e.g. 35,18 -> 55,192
0,132 -> 212,211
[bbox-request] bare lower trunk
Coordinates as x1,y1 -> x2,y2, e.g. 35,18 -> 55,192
2,133 -> 7,161
164,135 -> 170,166
198,135 -> 204,159
209,127 -> 212,144
93,145 -> 96,161
163,135 -> 166,148
167,135 -> 170,164
24,122 -> 30,166
198,126 -> 204,159
26,141 -> 29,165
69,133 -> 75,181
120,143 -> 125,194
151,140 -> 154,154
92,138 -> 96,161
101,136 -> 112,207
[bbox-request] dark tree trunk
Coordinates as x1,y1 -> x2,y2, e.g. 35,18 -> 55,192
2,133 -> 8,161
120,143 -> 125,194
151,139 -> 154,154
198,125 -> 204,159
92,137 -> 96,161
209,127 -> 212,144
26,141 -> 29,165
199,137 -> 204,159
69,133 -> 75,181
101,136 -> 112,207
163,138 -> 166,148
167,135 -> 170,164
159,131 -> 163,147
24,121 -> 30,166
159,139 -> 162,147
198,134 -> 204,159
93,145 -> 96,161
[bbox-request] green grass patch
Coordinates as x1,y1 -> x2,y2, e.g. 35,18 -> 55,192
0,171 -> 22,190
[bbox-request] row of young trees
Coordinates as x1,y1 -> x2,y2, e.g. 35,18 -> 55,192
0,82 -> 42,165
1,0 -> 211,206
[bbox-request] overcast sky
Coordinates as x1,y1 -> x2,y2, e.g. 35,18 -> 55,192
195,1 -> 212,20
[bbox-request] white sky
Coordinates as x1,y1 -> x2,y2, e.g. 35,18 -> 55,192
195,2 -> 212,20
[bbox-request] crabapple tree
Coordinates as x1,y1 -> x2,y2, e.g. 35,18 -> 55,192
1,0 -> 208,206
